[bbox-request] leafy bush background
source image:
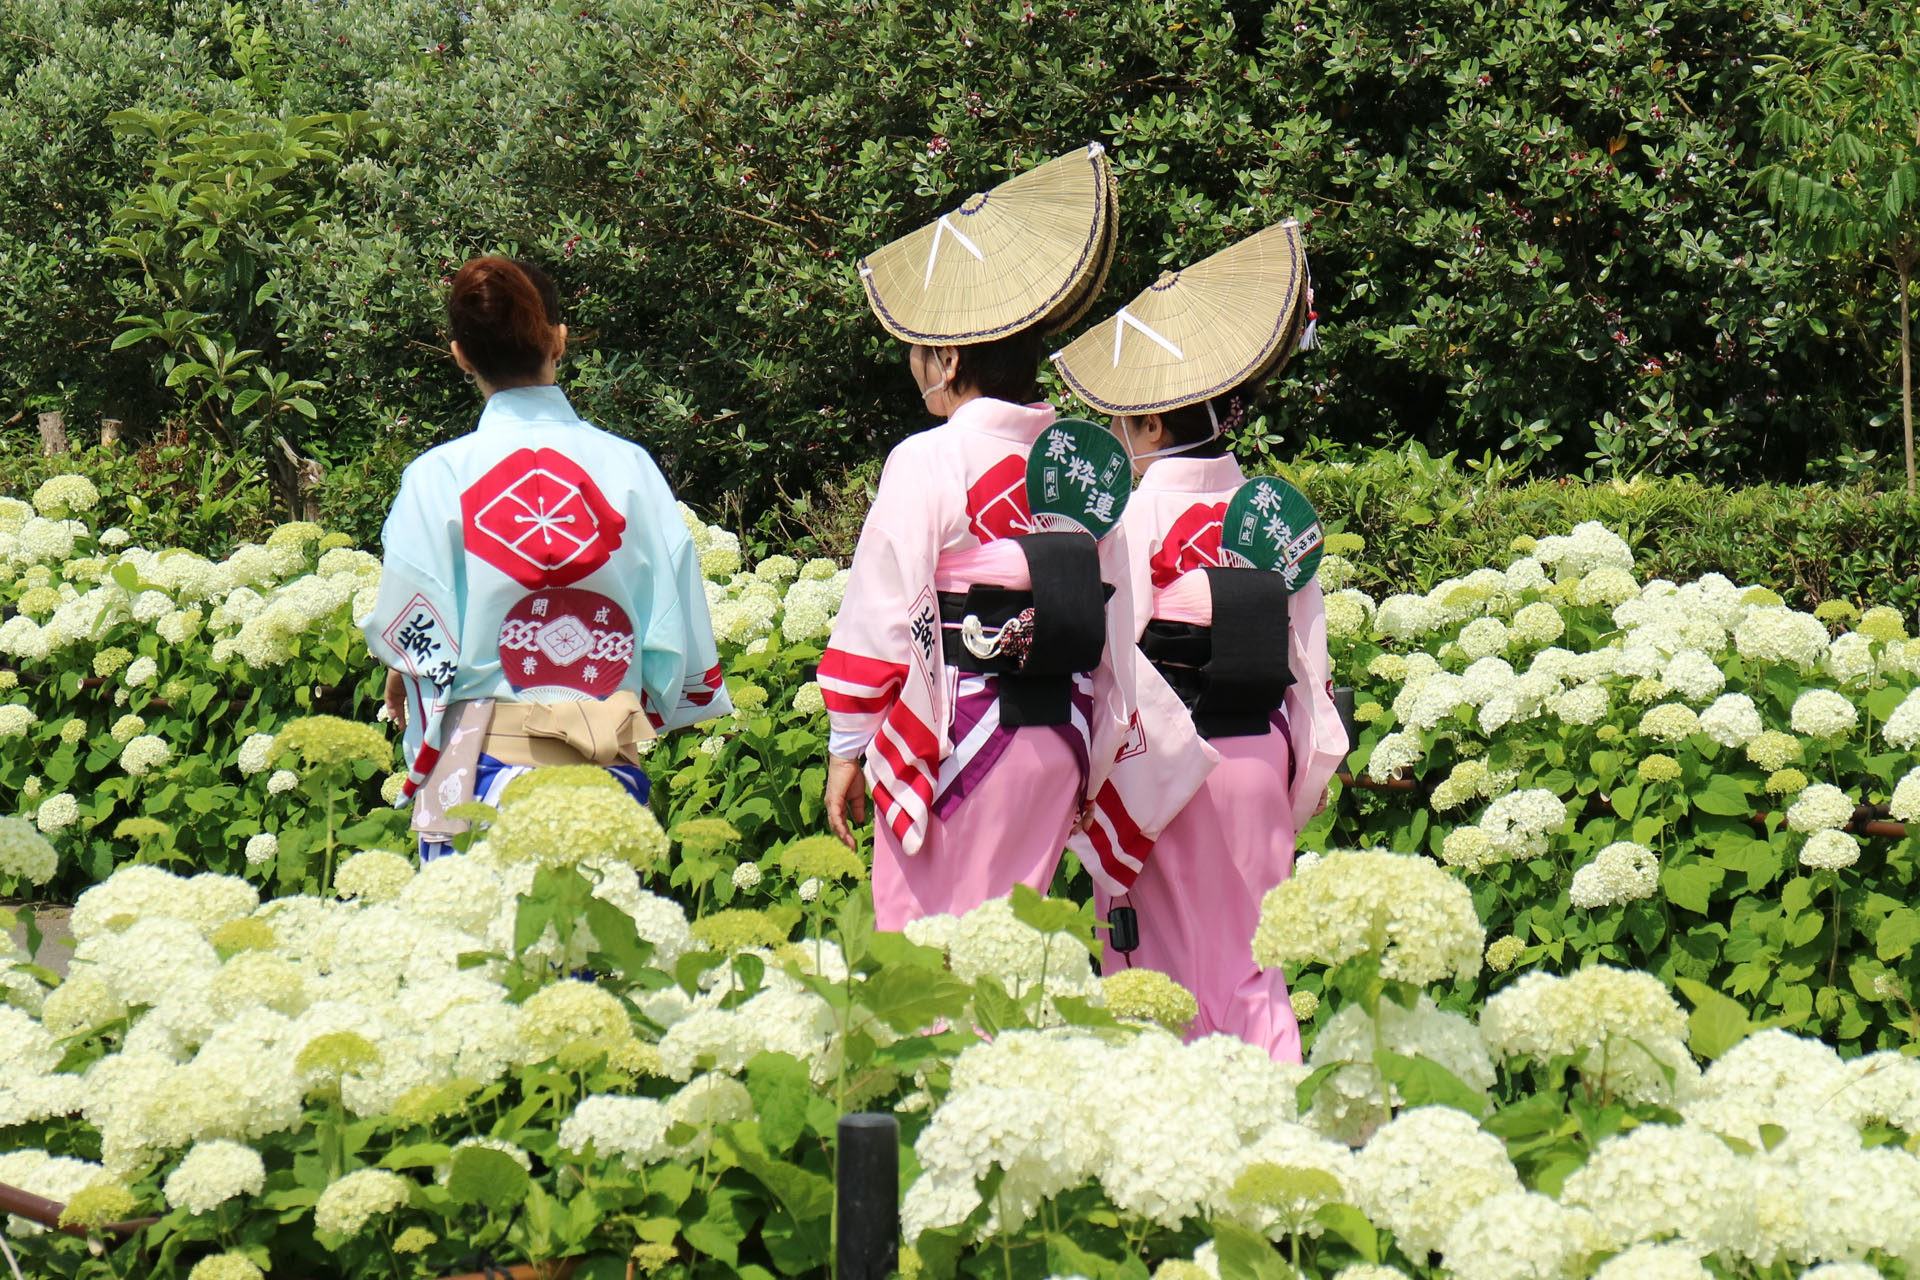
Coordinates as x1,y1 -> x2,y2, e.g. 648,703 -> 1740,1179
0,0 -> 1904,506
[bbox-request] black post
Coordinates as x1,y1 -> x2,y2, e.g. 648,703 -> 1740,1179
836,1113 -> 899,1280
1333,686 -> 1358,758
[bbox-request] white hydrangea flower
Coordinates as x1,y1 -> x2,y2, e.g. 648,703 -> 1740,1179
1304,996 -> 1494,1145
1375,594 -> 1438,641
1393,672 -> 1469,732
1350,1107 -> 1521,1256
163,1140 -> 266,1215
1439,1190 -> 1606,1280
333,850 -> 415,903
1574,566 -> 1640,607
1660,649 -> 1726,702
1458,617 -> 1510,659
1254,850 -> 1484,985
1561,1124 -> 1760,1256
1477,788 -> 1568,862
1734,607 -> 1828,669
1886,688 -> 1920,750
1480,967 -> 1695,1106
1509,600 -> 1564,644
559,1094 -> 674,1168
34,792 -> 79,834
0,816 -> 58,884
120,733 -> 172,776
1635,703 -> 1700,743
1699,692 -> 1764,748
1822,632 -> 1877,687
314,1168 -> 414,1236
1799,829 -> 1861,871
1323,588 -> 1374,640
1569,842 -> 1660,909
1785,783 -> 1853,834
124,655 -> 158,688
1789,688 -> 1857,739
1365,730 -> 1420,782
1588,1245 -> 1711,1280
0,704 -> 37,738
236,734 -> 275,776
267,770 -> 299,795
1890,767 -> 1920,825
243,833 -> 278,866
1551,681 -> 1609,726
1532,522 -> 1635,575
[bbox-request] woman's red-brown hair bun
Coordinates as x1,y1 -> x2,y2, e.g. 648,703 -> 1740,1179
447,257 -> 562,384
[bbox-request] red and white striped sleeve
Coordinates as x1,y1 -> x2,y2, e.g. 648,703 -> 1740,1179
818,444 -> 944,760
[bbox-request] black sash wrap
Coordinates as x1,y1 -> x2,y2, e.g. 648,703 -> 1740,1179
1139,566 -> 1294,739
938,532 -> 1108,727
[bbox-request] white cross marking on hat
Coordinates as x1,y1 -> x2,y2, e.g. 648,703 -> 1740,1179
924,214 -> 985,288
1111,308 -> 1184,365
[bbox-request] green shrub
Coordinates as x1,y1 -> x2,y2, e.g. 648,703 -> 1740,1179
0,0 -> 1908,506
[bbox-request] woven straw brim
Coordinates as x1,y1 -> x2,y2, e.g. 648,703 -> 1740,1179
859,144 -> 1115,346
1050,220 -> 1310,415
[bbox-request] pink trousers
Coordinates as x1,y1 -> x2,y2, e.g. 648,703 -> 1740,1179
872,726 -> 1082,932
1095,727 -> 1302,1063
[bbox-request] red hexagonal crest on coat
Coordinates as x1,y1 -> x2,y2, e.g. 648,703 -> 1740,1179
460,449 -> 627,589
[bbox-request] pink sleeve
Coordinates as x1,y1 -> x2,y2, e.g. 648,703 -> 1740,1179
819,444 -> 944,757
1283,580 -> 1348,830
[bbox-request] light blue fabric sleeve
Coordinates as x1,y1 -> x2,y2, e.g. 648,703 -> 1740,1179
626,448 -> 732,731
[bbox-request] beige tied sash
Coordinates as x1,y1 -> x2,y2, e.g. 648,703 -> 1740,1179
410,692 -> 655,841
483,690 -> 655,766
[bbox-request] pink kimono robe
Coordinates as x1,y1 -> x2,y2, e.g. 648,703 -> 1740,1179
821,397 -> 1213,930
1102,454 -> 1347,1062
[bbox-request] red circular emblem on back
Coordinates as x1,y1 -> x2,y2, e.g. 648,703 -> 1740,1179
964,453 -> 1037,543
498,589 -> 634,697
461,449 -> 628,588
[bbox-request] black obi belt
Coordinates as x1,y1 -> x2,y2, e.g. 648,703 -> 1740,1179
936,532 -> 1109,727
1140,566 -> 1294,739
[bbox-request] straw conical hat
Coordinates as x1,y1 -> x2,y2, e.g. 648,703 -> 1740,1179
1050,219 -> 1311,415
859,143 -> 1117,345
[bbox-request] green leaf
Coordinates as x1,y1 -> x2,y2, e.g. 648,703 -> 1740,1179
1675,976 -> 1752,1060
444,1147 -> 528,1210
1877,909 -> 1920,962
1208,1218 -> 1292,1280
1314,1203 -> 1382,1263
861,964 -> 970,1033
1009,883 -> 1083,938
745,1051 -> 812,1151
1371,1048 -> 1488,1117
582,897 -> 656,978
378,1143 -> 453,1170
1692,774 -> 1750,817
1661,861 -> 1724,915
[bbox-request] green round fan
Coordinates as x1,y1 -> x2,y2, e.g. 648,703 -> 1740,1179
1025,418 -> 1131,540
1221,476 -> 1324,592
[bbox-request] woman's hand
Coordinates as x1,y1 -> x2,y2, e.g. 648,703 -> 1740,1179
824,754 -> 869,851
383,670 -> 409,735
1313,785 -> 1331,816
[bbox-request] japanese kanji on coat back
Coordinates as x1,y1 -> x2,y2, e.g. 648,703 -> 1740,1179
362,386 -> 732,800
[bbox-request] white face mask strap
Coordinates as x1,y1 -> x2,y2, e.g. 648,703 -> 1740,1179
1125,405 -> 1225,464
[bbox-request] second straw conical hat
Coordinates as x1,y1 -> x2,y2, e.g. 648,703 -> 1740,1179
859,143 -> 1116,346
1051,219 -> 1310,415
